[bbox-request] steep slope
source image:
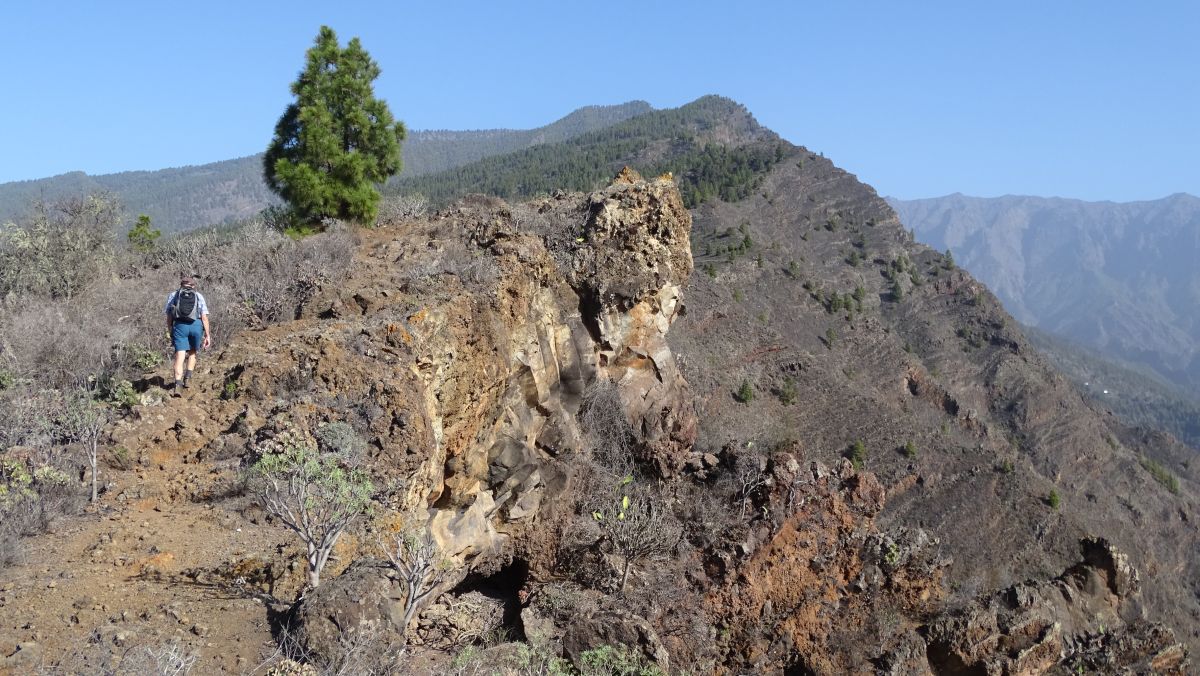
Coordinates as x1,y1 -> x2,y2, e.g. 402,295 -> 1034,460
1025,325 -> 1200,449
0,101 -> 652,232
889,193 -> 1200,399
670,153 -> 1200,662
2,99 -> 1196,673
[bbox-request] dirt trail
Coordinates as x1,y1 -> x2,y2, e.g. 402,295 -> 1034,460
0,380 -> 294,674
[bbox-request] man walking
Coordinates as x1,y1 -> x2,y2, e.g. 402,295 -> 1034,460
165,275 -> 211,395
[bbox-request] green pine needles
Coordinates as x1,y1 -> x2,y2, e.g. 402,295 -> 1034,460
264,26 -> 406,226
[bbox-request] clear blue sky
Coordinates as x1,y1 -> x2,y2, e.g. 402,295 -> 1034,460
1,1 -> 1196,200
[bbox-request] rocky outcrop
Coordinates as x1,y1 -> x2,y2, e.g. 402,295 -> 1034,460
922,538 -> 1189,675
103,170 -> 696,656
702,453 -> 949,674
562,608 -> 670,672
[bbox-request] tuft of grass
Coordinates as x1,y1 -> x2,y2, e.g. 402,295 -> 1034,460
1139,456 -> 1180,495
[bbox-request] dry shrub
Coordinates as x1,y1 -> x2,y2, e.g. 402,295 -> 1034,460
0,193 -> 121,302
578,380 -> 636,479
375,193 -> 429,225
212,222 -> 356,328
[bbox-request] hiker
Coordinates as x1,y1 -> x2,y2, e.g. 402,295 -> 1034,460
164,275 -> 211,394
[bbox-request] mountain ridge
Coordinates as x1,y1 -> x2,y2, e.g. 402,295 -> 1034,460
0,100 -> 655,232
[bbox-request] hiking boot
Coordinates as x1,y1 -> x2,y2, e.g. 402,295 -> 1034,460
173,380 -> 183,397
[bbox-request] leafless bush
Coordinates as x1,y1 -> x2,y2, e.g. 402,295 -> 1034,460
578,380 -> 636,478
0,272 -> 166,391
218,224 -> 355,328
437,243 -> 500,288
265,618 -> 404,676
121,639 -> 200,676
734,458 -> 768,521
57,390 -> 110,502
149,227 -> 221,276
375,193 -> 429,225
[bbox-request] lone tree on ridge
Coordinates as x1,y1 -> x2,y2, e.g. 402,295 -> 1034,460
263,25 -> 406,226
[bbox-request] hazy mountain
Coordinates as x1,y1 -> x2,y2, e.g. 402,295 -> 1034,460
889,193 -> 1200,398
0,101 -> 653,233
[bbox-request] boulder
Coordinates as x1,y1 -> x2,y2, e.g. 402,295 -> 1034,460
562,609 -> 669,672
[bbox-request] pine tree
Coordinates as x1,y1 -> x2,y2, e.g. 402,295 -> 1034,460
127,214 -> 160,253
264,26 -> 406,226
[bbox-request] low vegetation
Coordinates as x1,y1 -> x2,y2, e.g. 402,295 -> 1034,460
1139,456 -> 1181,495
0,192 -> 356,563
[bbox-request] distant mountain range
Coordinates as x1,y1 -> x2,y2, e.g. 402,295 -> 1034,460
890,193 -> 1200,403
0,101 -> 653,232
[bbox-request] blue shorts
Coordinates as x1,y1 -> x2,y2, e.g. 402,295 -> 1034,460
172,319 -> 204,352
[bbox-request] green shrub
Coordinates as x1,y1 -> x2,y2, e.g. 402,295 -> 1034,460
127,214 -> 161,253
107,380 -> 140,410
578,645 -> 664,676
779,377 -> 797,406
825,326 -> 838,348
1139,456 -> 1180,495
1048,489 -> 1060,509
245,428 -> 374,588
106,445 -> 135,471
903,441 -> 917,459
735,380 -> 754,403
128,345 -> 162,371
847,440 -> 867,469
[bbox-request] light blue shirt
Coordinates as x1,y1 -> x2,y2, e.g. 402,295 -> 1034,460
164,289 -> 209,317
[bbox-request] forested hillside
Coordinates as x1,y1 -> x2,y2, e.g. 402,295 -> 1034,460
391,96 -> 788,208
0,101 -> 653,233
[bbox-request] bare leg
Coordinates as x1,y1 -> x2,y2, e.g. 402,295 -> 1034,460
173,350 -> 188,380
186,350 -> 198,372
